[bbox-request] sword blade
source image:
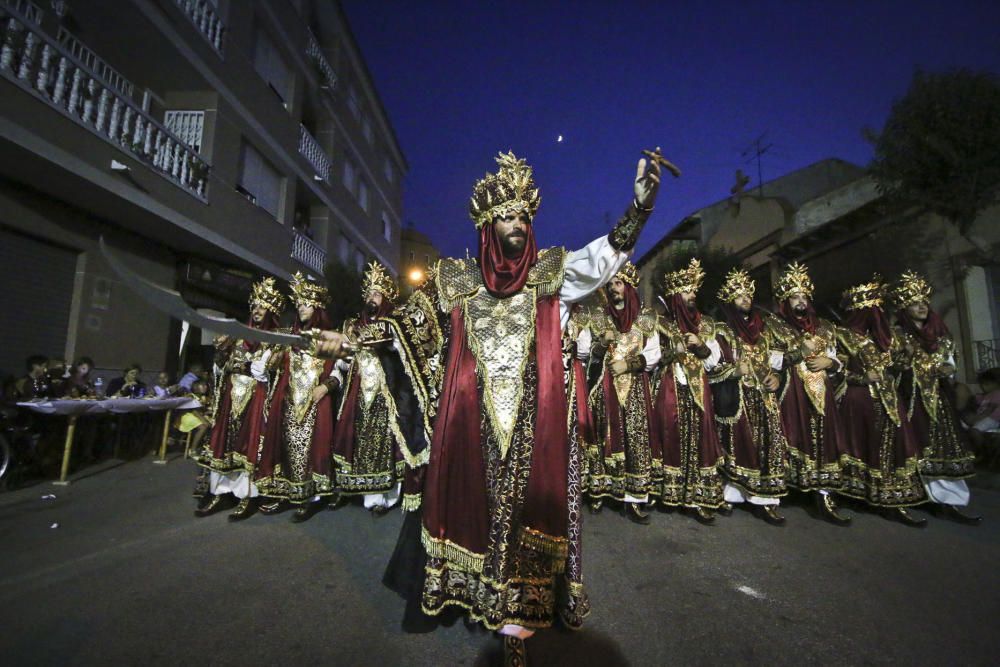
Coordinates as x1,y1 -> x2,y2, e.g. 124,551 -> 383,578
98,236 -> 308,348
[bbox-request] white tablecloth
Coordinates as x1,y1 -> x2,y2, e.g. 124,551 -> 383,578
16,397 -> 201,416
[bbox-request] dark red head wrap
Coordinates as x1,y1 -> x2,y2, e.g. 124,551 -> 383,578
844,306 -> 894,351
720,303 -> 765,345
608,283 -> 640,333
294,307 -> 332,333
665,293 -> 702,335
778,299 -> 820,335
895,306 -> 950,353
478,221 -> 538,298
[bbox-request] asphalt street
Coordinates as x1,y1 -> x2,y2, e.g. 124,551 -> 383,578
1,455 -> 998,666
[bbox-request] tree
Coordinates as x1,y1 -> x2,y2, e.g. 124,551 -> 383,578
322,260 -> 364,328
650,244 -> 745,318
866,68 -> 1000,256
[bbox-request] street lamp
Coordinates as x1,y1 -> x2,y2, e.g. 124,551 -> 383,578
408,268 -> 424,284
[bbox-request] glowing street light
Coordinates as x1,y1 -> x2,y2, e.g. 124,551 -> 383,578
408,268 -> 424,284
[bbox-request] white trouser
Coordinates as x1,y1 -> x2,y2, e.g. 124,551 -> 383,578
724,483 -> 780,506
364,483 -> 401,509
500,624 -> 535,639
624,492 -> 648,504
923,478 -> 971,506
209,471 -> 259,499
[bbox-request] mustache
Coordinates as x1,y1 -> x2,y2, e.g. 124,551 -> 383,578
506,230 -> 527,239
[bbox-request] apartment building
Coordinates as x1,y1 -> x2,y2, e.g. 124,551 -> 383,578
0,0 -> 406,379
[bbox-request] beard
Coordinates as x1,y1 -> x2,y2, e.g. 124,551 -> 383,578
364,300 -> 379,317
500,231 -> 527,256
685,299 -> 697,312
792,304 -> 808,315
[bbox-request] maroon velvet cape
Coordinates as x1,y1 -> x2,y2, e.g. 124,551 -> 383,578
774,300 -> 845,472
257,309 -> 335,482
423,223 -> 571,553
207,313 -> 280,469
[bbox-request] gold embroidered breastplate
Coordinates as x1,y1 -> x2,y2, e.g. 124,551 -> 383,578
435,247 -> 566,458
288,349 -> 325,423
227,344 -> 257,418
595,308 -> 656,405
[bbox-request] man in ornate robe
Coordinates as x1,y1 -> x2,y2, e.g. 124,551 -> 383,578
379,151 -> 661,662
331,261 -> 418,514
195,277 -> 285,521
767,262 -> 851,524
892,271 -> 980,524
256,273 -> 340,522
565,303 -> 599,514
713,269 -> 789,525
586,261 -> 661,523
836,276 -> 927,525
653,258 -> 726,523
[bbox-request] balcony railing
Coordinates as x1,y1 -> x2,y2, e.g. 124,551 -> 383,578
292,231 -> 326,275
0,7 -> 210,199
975,339 -> 1000,373
3,0 -> 41,25
306,27 -> 335,89
173,0 -> 224,54
164,109 -> 205,152
298,123 -> 331,183
56,26 -> 134,99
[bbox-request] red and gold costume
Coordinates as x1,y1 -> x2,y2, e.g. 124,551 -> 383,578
768,263 -> 847,494
255,273 -> 338,504
331,262 -> 417,508
836,276 -> 926,508
586,262 -> 661,507
653,259 -> 726,511
892,271 -> 975,507
565,304 -> 599,502
713,269 -> 789,507
384,152 -> 644,634
196,277 -> 285,502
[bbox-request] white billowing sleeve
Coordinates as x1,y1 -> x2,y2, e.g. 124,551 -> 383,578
559,235 -> 630,329
824,341 -> 842,372
642,331 -> 661,371
702,338 -> 722,372
576,328 -> 592,360
768,350 -> 784,371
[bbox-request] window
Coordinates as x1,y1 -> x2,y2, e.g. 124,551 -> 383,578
342,159 -> 356,194
382,211 -> 392,242
354,249 -> 365,274
338,233 -> 351,263
253,28 -> 292,106
238,142 -> 283,218
425,254 -> 430,265
347,84 -> 361,121
163,110 -> 205,152
358,179 -> 369,213
362,118 -> 373,144
383,158 -> 394,184
409,251 -> 415,261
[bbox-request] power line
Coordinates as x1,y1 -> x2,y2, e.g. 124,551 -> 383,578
740,131 -> 773,196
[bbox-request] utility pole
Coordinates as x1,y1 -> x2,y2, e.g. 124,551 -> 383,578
741,132 -> 773,196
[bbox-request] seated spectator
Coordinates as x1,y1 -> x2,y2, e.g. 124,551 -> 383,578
178,378 -> 212,452
12,355 -> 51,401
64,357 -> 97,398
176,360 -> 208,393
966,368 -> 1000,455
46,358 -> 69,397
106,364 -> 147,399
152,371 -> 179,398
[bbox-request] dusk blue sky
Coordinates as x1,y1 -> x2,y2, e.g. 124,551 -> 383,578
341,1 -> 1000,261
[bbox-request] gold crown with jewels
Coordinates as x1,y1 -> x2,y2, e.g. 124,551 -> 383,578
289,272 -> 330,309
842,274 -> 887,311
663,258 -> 705,295
361,261 -> 398,303
717,268 -> 756,303
615,261 -> 640,287
249,276 -> 286,315
774,262 -> 815,300
469,151 -> 542,229
892,270 -> 933,308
